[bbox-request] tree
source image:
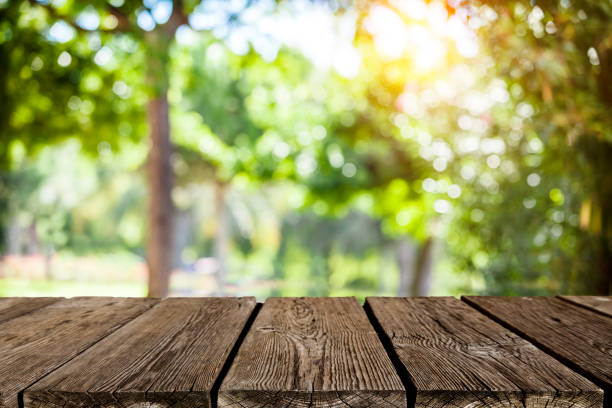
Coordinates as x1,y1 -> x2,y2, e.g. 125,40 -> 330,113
5,0 -> 610,297
353,0 -> 612,294
468,0 -> 612,294
2,0 -> 277,296
0,0 -> 145,257
173,36 -> 264,294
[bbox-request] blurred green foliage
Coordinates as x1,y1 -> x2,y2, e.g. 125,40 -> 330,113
0,0 -> 610,297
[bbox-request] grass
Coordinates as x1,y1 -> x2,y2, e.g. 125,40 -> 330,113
0,278 -> 146,297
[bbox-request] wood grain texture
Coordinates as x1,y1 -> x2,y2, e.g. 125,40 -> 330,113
219,297 -> 406,408
366,297 -> 603,408
463,296 -> 611,407
24,297 -> 257,408
558,296 -> 612,318
0,297 -> 61,324
0,297 -> 157,408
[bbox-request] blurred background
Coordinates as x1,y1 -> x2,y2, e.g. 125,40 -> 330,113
0,0 -> 610,300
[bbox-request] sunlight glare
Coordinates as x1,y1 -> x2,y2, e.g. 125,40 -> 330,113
408,25 -> 447,70
365,1 -> 480,75
391,0 -> 427,20
364,6 -> 408,59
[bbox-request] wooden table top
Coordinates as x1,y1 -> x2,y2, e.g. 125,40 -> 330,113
0,296 -> 609,408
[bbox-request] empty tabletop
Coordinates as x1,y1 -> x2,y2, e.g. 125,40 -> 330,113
219,297 -> 406,407
558,295 -> 612,317
366,297 -> 602,408
464,296 -> 612,406
0,297 -> 61,324
0,297 -> 157,408
25,297 -> 257,408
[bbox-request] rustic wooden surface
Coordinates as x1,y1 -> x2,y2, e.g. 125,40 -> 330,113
558,295 -> 612,317
0,296 -> 609,408
0,297 -> 157,408
219,297 -> 406,408
0,297 -> 61,324
24,297 -> 256,408
463,296 -> 612,407
366,296 -> 603,408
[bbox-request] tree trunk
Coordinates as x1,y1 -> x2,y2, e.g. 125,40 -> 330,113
43,244 -> 53,280
26,221 -> 39,255
396,237 -> 433,296
146,94 -> 173,297
144,29 -> 174,298
6,218 -> 20,254
412,237 -> 433,296
595,45 -> 612,295
396,239 -> 416,296
172,207 -> 193,269
213,182 -> 229,295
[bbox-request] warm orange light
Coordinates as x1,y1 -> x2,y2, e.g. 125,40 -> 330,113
363,0 -> 479,79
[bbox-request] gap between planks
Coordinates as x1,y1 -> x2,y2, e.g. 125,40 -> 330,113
0,298 -> 63,325
461,296 -> 610,408
209,302 -> 262,408
367,297 -> 602,408
218,297 -> 407,408
363,301 -> 417,408
16,311 -> 138,408
460,295 -> 609,384
21,298 -> 261,408
3,297 -> 606,408
0,297 -> 159,408
556,295 -> 612,318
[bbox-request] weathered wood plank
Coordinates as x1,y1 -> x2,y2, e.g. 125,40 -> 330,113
558,295 -> 612,318
463,296 -> 612,407
219,297 -> 406,407
0,297 -> 157,408
366,296 -> 603,408
24,297 -> 256,408
0,297 -> 61,324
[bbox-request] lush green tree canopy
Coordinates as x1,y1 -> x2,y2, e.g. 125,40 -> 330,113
1,0 -> 610,296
